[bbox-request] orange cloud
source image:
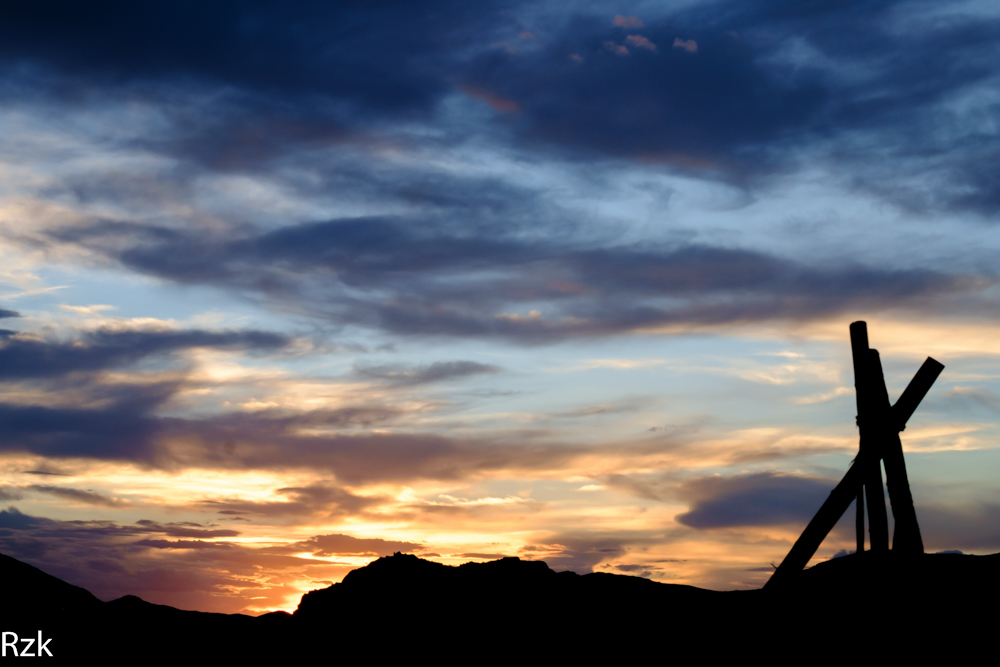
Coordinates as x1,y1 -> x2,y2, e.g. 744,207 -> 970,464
458,85 -> 521,113
603,41 -> 629,56
613,15 -> 644,29
626,35 -> 658,52
673,38 -> 698,53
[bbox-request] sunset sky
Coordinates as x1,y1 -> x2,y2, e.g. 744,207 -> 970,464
2,0 -> 999,614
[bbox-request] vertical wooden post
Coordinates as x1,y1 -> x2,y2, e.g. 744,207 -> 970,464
850,322 -> 889,551
856,487 -> 865,553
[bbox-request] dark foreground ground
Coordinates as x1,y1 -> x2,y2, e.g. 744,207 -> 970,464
2,550 -> 997,660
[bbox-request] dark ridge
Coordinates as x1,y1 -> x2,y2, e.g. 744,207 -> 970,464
0,552 -> 103,619
1,550 -> 997,659
295,552 -> 725,622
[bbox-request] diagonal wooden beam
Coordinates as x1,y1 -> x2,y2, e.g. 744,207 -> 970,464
763,452 -> 866,589
872,354 -> 942,554
891,357 -> 944,432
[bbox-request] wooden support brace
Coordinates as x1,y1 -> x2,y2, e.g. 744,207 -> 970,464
764,453 -> 866,590
879,355 -> 941,553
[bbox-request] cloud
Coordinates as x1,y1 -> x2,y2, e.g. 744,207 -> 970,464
291,533 -> 422,557
0,507 -> 342,613
353,360 -> 501,386
59,304 -> 116,315
0,374 -> 690,482
536,533 -> 657,573
41,217 -> 978,344
0,383 -> 173,460
603,41 -> 629,56
0,308 -> 20,319
672,38 -> 697,53
613,16 -> 644,29
1,0 -> 997,219
0,0 -> 514,119
133,539 -> 236,550
201,484 -> 383,519
915,502 -> 1000,552
458,1 -> 1000,215
0,506 -> 50,530
0,327 -> 292,380
133,520 -> 240,538
675,472 -> 836,528
627,35 -> 658,52
459,85 -> 522,113
28,484 -> 131,508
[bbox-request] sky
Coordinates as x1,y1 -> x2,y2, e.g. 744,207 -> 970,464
1,0 -> 999,615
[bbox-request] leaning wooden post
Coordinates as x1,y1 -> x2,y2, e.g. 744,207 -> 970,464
850,322 -> 889,551
764,454 -> 866,589
877,354 -> 942,554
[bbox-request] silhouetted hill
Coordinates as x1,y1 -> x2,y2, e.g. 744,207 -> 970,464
0,553 -> 103,620
1,550 -> 997,659
296,553 -> 738,630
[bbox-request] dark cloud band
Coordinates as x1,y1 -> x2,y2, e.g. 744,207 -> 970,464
45,217 -> 974,343
0,327 -> 292,380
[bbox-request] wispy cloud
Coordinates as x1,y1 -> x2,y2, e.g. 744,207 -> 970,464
353,360 -> 501,386
672,37 -> 697,53
627,35 -> 658,52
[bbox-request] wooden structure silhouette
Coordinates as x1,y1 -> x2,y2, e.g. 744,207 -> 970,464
765,321 -> 943,589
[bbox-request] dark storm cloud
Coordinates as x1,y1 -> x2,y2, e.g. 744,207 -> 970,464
47,216 -> 971,343
675,472 -> 835,528
0,308 -> 19,318
0,327 -> 292,380
353,360 -> 501,386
